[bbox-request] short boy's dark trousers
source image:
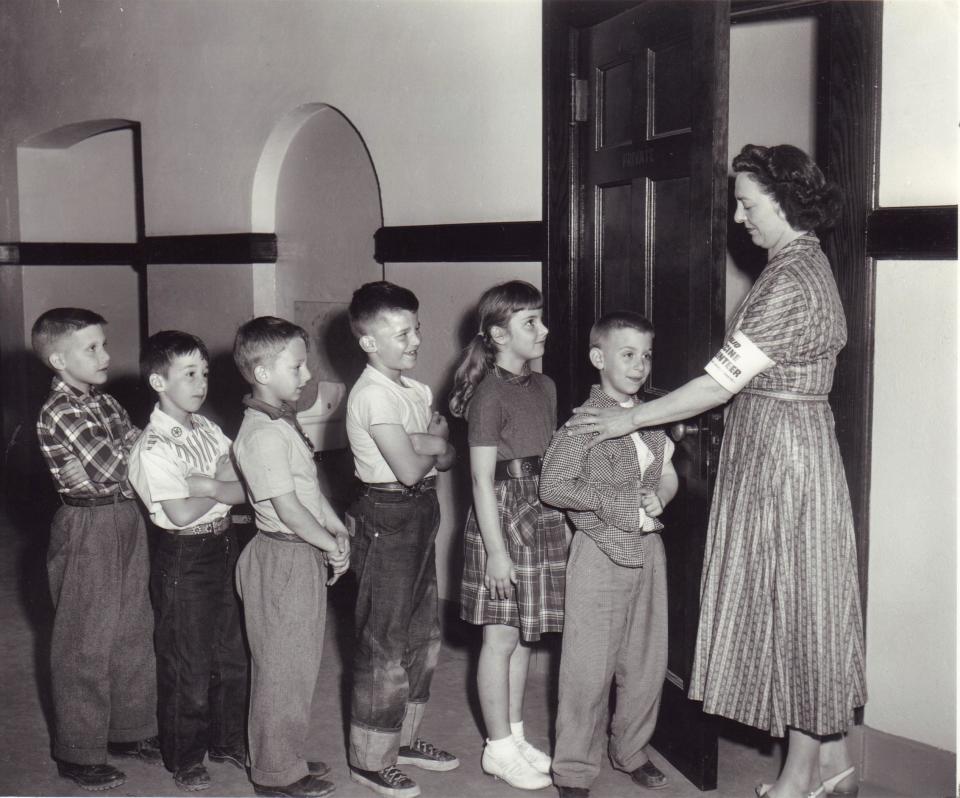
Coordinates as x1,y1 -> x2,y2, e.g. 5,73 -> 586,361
47,500 -> 157,765
348,488 -> 442,771
151,526 -> 248,772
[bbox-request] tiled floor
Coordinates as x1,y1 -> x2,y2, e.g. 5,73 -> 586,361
0,500 -> 904,798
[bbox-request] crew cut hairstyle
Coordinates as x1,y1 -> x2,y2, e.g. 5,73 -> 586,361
233,316 -> 308,383
732,143 -> 843,231
589,311 -> 654,348
140,330 -> 210,381
348,281 -> 419,337
31,307 -> 107,363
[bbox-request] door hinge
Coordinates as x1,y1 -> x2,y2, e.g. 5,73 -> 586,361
570,76 -> 589,125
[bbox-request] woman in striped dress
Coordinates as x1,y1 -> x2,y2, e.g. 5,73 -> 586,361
566,145 -> 866,798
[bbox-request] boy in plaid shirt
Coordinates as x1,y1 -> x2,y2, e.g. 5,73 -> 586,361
32,308 -> 159,792
540,312 -> 678,797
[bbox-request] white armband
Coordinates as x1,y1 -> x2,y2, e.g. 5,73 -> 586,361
704,329 -> 775,393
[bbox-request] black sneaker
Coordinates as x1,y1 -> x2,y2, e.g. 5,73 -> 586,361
56,761 -> 127,791
253,774 -> 336,797
107,735 -> 163,764
208,745 -> 246,769
396,739 -> 459,772
349,765 -> 420,798
174,762 -> 211,792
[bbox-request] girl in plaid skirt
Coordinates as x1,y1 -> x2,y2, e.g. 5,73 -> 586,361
449,281 -> 568,791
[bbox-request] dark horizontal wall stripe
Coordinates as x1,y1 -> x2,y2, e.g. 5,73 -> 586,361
375,222 -> 544,263
147,233 -> 277,264
866,206 -> 957,260
0,242 -> 138,265
0,233 -> 278,266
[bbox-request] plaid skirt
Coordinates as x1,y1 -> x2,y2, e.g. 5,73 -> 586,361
460,474 -> 568,641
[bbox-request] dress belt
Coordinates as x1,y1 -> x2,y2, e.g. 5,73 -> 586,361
494,456 -> 542,481
361,476 -> 437,496
167,515 -> 231,536
741,387 -> 829,402
61,492 -> 132,507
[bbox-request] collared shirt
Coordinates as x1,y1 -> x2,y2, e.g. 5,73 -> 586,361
346,364 -> 437,484
233,402 -> 324,536
128,405 -> 233,530
36,376 -> 140,498
540,385 -> 673,567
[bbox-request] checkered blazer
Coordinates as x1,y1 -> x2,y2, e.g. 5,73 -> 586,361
540,385 -> 667,567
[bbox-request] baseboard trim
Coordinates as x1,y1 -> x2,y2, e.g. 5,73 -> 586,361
857,725 -> 955,797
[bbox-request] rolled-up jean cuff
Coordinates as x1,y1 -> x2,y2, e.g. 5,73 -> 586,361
349,722 -> 401,771
400,701 -> 426,748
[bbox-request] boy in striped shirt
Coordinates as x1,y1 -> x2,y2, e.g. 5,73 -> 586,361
128,330 -> 248,792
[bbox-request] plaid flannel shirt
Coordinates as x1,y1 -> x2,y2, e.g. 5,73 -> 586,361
540,385 -> 667,567
36,377 -> 140,499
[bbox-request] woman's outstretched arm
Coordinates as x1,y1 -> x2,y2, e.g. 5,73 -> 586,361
565,374 -> 733,446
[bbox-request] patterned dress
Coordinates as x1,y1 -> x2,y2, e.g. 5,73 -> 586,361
459,367 -> 568,641
689,235 -> 867,737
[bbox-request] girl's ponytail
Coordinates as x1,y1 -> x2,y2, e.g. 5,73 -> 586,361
449,333 -> 497,418
448,280 -> 543,418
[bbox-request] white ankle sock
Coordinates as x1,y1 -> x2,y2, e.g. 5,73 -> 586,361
510,721 -> 525,740
487,736 -> 517,756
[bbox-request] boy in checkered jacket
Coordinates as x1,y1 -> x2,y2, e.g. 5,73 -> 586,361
540,311 -> 678,797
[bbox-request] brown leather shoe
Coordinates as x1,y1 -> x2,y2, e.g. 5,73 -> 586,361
56,761 -> 127,791
174,762 -> 212,791
557,786 -> 590,798
630,760 -> 668,790
307,761 -> 331,777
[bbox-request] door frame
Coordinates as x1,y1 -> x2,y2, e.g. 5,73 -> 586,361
542,0 -> 881,621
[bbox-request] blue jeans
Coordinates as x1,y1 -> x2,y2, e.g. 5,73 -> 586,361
348,488 -> 442,771
151,528 -> 248,772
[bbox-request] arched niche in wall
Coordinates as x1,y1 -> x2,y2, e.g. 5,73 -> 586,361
16,119 -> 143,409
251,103 -> 383,455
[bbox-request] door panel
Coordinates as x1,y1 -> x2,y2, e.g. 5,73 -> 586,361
579,1 -> 730,790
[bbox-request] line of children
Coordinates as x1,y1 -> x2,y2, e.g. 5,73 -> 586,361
31,291 -> 677,798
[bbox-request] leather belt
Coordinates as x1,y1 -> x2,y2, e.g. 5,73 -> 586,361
61,493 -> 132,507
361,476 -> 437,496
494,456 -> 542,481
167,515 -> 231,537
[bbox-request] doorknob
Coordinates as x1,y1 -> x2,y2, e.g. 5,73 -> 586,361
669,422 -> 700,442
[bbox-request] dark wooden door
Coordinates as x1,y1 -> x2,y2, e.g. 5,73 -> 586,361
547,0 -> 730,790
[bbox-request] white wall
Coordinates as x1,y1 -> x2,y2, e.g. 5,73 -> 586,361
727,17 -> 816,319
865,0 -> 958,752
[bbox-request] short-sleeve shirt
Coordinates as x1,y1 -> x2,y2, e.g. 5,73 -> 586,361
233,405 -> 324,535
129,405 -> 233,530
466,367 -> 557,460
346,364 -> 437,484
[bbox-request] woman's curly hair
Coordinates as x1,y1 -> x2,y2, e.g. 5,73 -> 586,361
732,144 -> 843,231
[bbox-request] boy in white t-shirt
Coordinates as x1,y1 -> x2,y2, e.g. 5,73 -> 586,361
345,282 -> 457,798
128,330 -> 248,792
